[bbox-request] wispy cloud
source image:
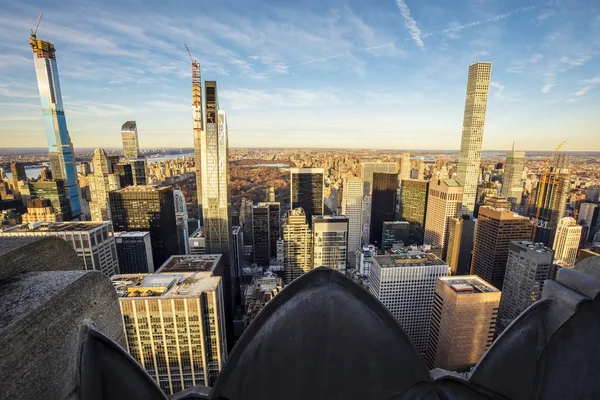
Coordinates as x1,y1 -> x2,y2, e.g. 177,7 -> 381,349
536,10 -> 556,21
220,88 -> 341,109
560,55 -> 591,67
542,72 -> 556,93
490,81 -> 521,102
529,53 -> 543,63
567,76 -> 600,102
395,0 -> 425,49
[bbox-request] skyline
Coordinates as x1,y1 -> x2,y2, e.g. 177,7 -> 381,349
1,0 -> 600,151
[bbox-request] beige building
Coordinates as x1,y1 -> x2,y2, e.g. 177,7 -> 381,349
426,275 -> 500,371
312,215 -> 349,274
424,179 -> 463,259
89,148 -> 120,221
21,198 -> 62,223
456,62 -> 492,217
112,255 -> 227,395
283,208 -> 312,284
552,217 -> 582,266
341,176 -> 363,268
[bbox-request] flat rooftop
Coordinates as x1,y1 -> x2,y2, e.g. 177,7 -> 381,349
111,272 -> 220,298
1,222 -> 109,233
156,254 -> 221,273
312,215 -> 349,222
373,253 -> 447,268
189,228 -> 204,239
113,231 -> 149,238
439,275 -> 499,293
513,241 -> 554,253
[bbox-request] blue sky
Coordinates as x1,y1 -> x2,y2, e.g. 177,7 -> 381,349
1,0 -> 599,151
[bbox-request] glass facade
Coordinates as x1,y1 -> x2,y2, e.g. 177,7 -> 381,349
290,168 -> 324,226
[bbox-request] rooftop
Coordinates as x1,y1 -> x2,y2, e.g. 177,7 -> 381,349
189,228 -> 205,238
312,215 -> 349,222
289,167 -> 324,173
439,275 -> 500,293
1,221 -> 109,234
373,253 -> 447,268
512,241 -> 554,253
121,121 -> 136,131
113,231 -> 149,238
156,254 -> 221,274
111,272 -> 220,298
114,185 -> 168,192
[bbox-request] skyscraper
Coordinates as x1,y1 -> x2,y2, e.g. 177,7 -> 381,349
552,217 -> 582,266
201,82 -> 231,255
29,179 -> 71,220
258,202 -> 281,258
361,161 -> 397,241
30,35 -> 81,217
10,162 -> 27,183
381,221 -> 410,251
129,158 -> 148,186
370,173 -> 397,247
108,186 -> 178,267
399,179 -> 429,245
121,121 -> 139,161
290,168 -> 324,225
369,253 -> 449,355
456,62 -> 492,217
114,231 -> 154,273
174,189 -> 189,255
496,241 -> 554,334
446,215 -> 476,275
283,208 -> 312,284
426,275 -> 500,371
341,176 -> 363,268
424,179 -> 463,259
190,55 -> 204,226
470,206 -> 533,290
400,153 -> 411,181
501,145 -> 525,210
312,215 -> 349,274
89,148 -> 121,221
252,204 -> 270,267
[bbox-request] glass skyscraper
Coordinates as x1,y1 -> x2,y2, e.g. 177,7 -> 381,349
290,167 -> 324,226
30,36 -> 81,217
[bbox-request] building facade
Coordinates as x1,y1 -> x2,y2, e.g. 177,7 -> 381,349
501,146 -> 525,209
252,204 -> 270,266
370,173 -> 397,247
89,148 -> 121,221
341,176 -> 363,268
399,179 -> 429,245
283,208 -> 312,284
446,215 -> 476,276
552,217 -> 582,266
456,62 -> 492,217
312,215 -> 349,274
426,275 -> 500,371
257,202 -> 281,258
423,179 -> 463,260
29,179 -> 71,221
121,121 -> 139,161
290,168 -> 324,225
114,231 -> 154,274
174,189 -> 189,255
381,221 -> 410,251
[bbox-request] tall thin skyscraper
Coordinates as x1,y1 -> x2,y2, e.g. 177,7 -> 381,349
399,179 -> 429,245
201,82 -> 231,255
290,168 -> 324,225
501,144 -> 525,209
283,208 -> 312,284
258,202 -> 281,258
174,189 -> 189,255
552,217 -> 582,266
424,179 -> 463,259
446,215 -> 476,275
312,215 -> 349,274
456,62 -> 492,217
361,161 -> 397,241
190,57 -> 204,226
400,153 -> 411,181
341,176 -> 363,268
30,34 -> 81,217
370,173 -> 397,247
89,148 -> 120,221
252,204 -> 270,267
121,121 -> 139,161
470,206 -> 533,290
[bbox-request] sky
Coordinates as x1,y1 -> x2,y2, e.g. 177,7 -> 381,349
1,0 -> 599,151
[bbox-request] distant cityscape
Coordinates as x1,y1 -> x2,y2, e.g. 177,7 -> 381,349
1,20 -> 599,398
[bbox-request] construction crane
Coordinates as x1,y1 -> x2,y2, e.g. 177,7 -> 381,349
532,140 -> 566,240
30,12 -> 43,39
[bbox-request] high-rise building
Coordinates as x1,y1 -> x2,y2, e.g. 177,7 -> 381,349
381,221 -> 410,251
312,215 -> 349,274
29,180 -> 71,220
456,62 -> 492,217
399,179 -> 429,245
40,167 -> 52,181
446,215 -> 476,275
252,204 -> 270,267
244,276 -> 282,327
200,82 -> 231,255
361,161 -> 397,241
10,162 -> 27,183
0,221 -> 119,277
424,179 -> 463,259
283,208 -> 312,284
370,173 -> 397,247
22,198 -> 62,223
114,163 -> 134,188
400,153 -> 411,181
290,168 -> 324,225
426,275 -> 500,371
190,56 -> 204,227
240,197 -> 253,246
265,186 -> 276,202
121,121 -> 139,161
80,162 -> 91,176
174,189 -> 189,255
470,206 -> 533,290
552,217 -> 582,266
496,241 -> 554,333
418,157 -> 425,180
112,254 -> 227,393
258,202 -> 281,258
30,35 -> 81,217
108,186 -> 178,267
129,158 -> 148,186
483,194 -> 512,210
578,203 -> 598,243
89,148 -> 121,221
188,228 -> 206,255
369,253 -> 449,355
231,225 -> 244,310
341,176 -> 363,268
501,145 -> 525,209
114,231 -> 154,273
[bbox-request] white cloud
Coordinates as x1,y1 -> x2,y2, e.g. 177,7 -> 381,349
560,55 -> 591,67
490,81 -> 506,100
529,53 -> 543,63
536,10 -> 556,21
541,72 -> 556,94
542,84 -> 555,94
220,88 -> 341,110
395,0 -> 425,49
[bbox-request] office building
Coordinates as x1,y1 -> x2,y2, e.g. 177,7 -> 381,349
446,215 -> 476,275
552,217 -> 582,266
109,186 -> 178,267
424,179 -> 463,259
369,253 -> 449,355
252,204 -> 270,266
240,197 -> 253,246
290,168 -> 324,225
496,241 -> 554,333
30,34 -> 81,217
22,198 -> 62,223
257,202 -> 281,258
129,158 -> 148,186
190,57 -> 204,226
10,162 -> 27,183
113,163 -> 134,188
470,206 -> 533,290
114,231 -> 154,274
0,221 -> 118,277
265,186 -> 276,202
283,208 -> 312,284
231,225 -> 244,309
355,244 -> 377,279
80,162 -> 91,176
312,215 -> 349,274
40,167 -> 52,181
200,82 -> 231,255
89,148 -> 121,221
483,195 -> 512,210
361,161 -> 397,241
341,176 -> 363,268
578,203 -> 598,243
121,121 -> 139,161
381,221 -> 410,251
426,275 -> 500,371
501,145 -> 525,209
29,179 -> 71,221
174,189 -> 189,255
370,173 -> 397,247
400,153 -> 411,181
189,228 -> 206,255
399,179 -> 429,245
112,255 -> 226,393
456,62 -> 492,217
